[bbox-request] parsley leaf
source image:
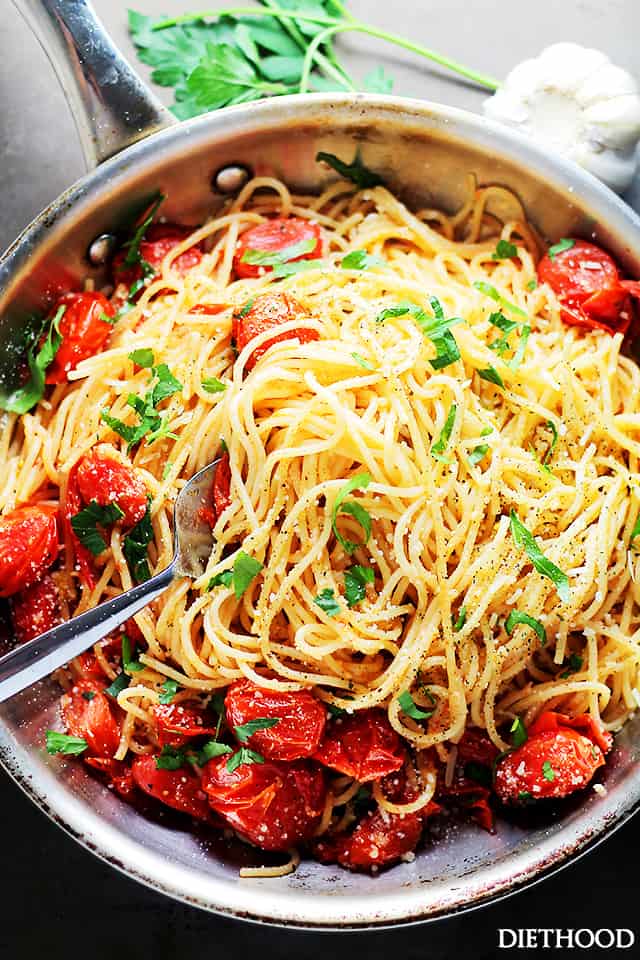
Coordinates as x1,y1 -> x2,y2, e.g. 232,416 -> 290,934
122,633 -> 143,673
195,740 -> 232,763
129,347 -> 155,368
331,473 -> 372,554
316,150 -> 384,188
202,377 -> 227,393
542,760 -> 555,781
123,194 -> 164,269
477,365 -> 504,389
344,565 -> 375,607
158,679 -> 180,704
272,258 -> 324,278
187,43 -> 289,111
207,569 -> 234,590
542,420 -> 558,467
241,237 -> 317,267
469,427 -> 493,466
473,280 -> 528,319
492,239 -> 518,260
505,610 -> 547,646
560,653 -> 584,679
101,362 -> 182,451
351,352 -> 374,370
397,690 -> 433,720
45,731 -> 88,756
509,511 -> 570,602
156,745 -> 187,770
510,716 -> 528,747
105,673 -> 129,698
0,305 -> 65,415
431,403 -> 457,463
341,249 -> 387,270
380,297 -> 462,370
548,238 -> 575,260
226,747 -> 265,773
70,500 -> 124,556
314,587 -> 341,617
233,551 -> 263,599
123,500 -> 154,583
363,64 -> 394,93
452,605 -> 467,631
234,717 -> 280,743
526,279 -> 538,291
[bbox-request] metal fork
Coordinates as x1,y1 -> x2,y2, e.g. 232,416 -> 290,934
0,459 -> 219,702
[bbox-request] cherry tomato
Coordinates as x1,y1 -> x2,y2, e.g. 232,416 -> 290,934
455,728 -> 499,767
63,462 -> 97,588
313,709 -> 406,782
232,292 -> 319,371
0,504 -> 58,598
189,304 -> 228,315
225,680 -> 326,761
84,756 -> 136,799
437,779 -> 494,832
131,754 -> 211,820
202,755 -> 325,851
61,678 -> 121,758
528,710 -> 612,756
494,724 -> 606,803
73,651 -> 110,682
537,239 -> 632,334
113,224 -> 203,288
233,217 -> 322,280
45,292 -> 115,384
152,703 -> 217,748
212,452 -> 232,521
10,574 -> 60,643
76,447 -> 147,527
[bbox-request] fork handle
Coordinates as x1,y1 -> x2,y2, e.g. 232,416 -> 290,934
0,560 -> 176,703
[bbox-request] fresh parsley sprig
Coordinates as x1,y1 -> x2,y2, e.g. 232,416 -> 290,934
101,352 -> 183,451
71,501 -> 125,556
0,305 -> 66,415
331,473 -> 372,554
509,511 -> 570,602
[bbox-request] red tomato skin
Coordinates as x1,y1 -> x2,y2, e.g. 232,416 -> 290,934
313,709 -> 406,783
314,807 -> 425,871
455,728 -> 499,767
189,304 -> 228,316
494,728 -> 605,803
202,755 -> 326,851
233,292 -> 319,371
63,462 -> 96,588
131,754 -> 210,820
212,452 -> 232,520
113,224 -> 203,288
224,680 -> 327,761
151,703 -> 217,748
76,448 -> 147,527
538,240 -> 620,304
0,504 -> 59,598
233,218 -> 322,280
85,756 -> 136,799
528,710 -> 613,756
61,678 -> 121,758
46,292 -> 115,384
10,573 -> 60,642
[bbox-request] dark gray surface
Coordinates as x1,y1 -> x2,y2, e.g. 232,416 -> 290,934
1,1 -> 639,955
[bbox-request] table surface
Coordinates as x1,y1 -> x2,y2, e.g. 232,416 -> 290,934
1,1 -> 639,956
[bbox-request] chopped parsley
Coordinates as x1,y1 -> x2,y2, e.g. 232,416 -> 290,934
272,258 -> 324,278
122,634 -> 143,673
235,298 -> 255,319
452,606 -> 467,631
201,377 -> 227,393
542,760 -> 555,781
101,357 -> 182,450
70,500 -> 125,556
234,717 -> 280,743
344,565 -> 375,608
477,365 -> 504,389
82,691 -> 96,702
505,610 -> 547,646
123,500 -> 154,583
316,150 -> 384,189
331,473 -> 372,555
0,305 -> 65,415
226,746 -> 265,773
351,352 -> 374,370
469,427 -> 493,466
560,653 -> 584,679
375,297 -> 462,370
526,279 -> 538,291
492,239 -> 518,260
341,250 -> 387,270
518,790 -> 533,803
122,193 -> 165,271
431,403 -> 457,463
158,679 -> 180,704
473,280 -> 528,319
397,690 -> 433,721
232,551 -> 263,599
548,238 -> 575,260
156,744 -> 187,770
105,673 -> 130,698
129,347 -> 155,368
207,569 -> 234,590
314,587 -> 342,617
240,236 -> 317,267
45,731 -> 88,756
509,511 -> 570,602
510,716 -> 528,748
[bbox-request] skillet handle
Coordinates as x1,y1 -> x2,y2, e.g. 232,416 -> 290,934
12,0 -> 177,168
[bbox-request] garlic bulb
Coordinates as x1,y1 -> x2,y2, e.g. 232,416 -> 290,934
482,43 -> 640,194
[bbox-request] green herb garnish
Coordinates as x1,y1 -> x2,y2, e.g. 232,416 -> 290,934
331,473 -> 372,554
560,653 -> 584,679
341,250 -> 387,270
314,587 -> 342,617
509,511 -> 570,602
397,690 -> 433,720
123,500 -> 154,583
477,365 -> 504,389
202,377 -> 227,393
234,717 -> 280,743
232,551 -> 263,599
431,403 -> 457,463
542,760 -> 555,781
510,716 -> 528,748
226,747 -> 265,773
505,610 -> 547,646
316,150 -> 384,188
240,236 -> 317,267
548,238 -> 575,260
344,565 -> 375,607
452,606 -> 467,631
45,731 -> 88,756
207,569 -> 234,590
492,239 -> 517,260
0,305 -> 65,415
158,679 -> 180,704
71,500 -> 125,556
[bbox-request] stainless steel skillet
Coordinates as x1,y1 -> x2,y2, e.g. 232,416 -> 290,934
2,0 -> 640,930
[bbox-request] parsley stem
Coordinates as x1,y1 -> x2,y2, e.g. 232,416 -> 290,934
300,23 -> 499,93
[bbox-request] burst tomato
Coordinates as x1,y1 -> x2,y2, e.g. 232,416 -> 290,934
537,239 -> 632,334
494,710 -> 608,803
232,292 -> 318,371
84,756 -> 136,799
212,452 -> 232,520
64,461 -> 96,588
0,504 -> 58,597
131,754 -> 210,820
113,224 -> 203,288
455,728 -> 500,767
61,678 -> 121,758
75,446 -> 147,527
152,703 -> 218,748
189,304 -> 228,315
10,573 -> 60,642
528,710 -> 612,756
224,680 -> 326,761
233,217 -> 322,280
313,709 -> 406,782
202,755 -> 325,851
45,292 -> 115,384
